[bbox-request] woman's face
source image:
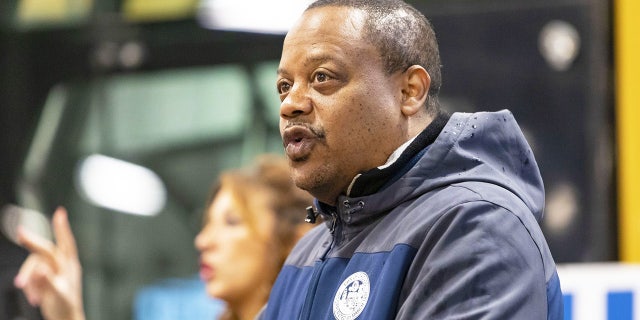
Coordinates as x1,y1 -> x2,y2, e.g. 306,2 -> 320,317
194,187 -> 276,305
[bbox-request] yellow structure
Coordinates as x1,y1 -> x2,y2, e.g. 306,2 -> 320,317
616,0 -> 640,262
17,0 -> 92,25
123,0 -> 198,22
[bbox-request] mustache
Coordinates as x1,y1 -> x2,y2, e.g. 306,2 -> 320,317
283,122 -> 326,139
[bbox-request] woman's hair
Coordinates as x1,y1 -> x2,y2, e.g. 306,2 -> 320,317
203,154 -> 315,319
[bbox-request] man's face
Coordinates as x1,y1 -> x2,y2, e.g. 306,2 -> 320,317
277,6 -> 407,205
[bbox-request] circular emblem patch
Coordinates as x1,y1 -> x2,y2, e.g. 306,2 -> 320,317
332,271 -> 370,320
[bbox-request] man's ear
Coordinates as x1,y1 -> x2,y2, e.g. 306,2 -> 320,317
401,65 -> 431,116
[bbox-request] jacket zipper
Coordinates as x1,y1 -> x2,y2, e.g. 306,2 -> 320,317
298,211 -> 341,319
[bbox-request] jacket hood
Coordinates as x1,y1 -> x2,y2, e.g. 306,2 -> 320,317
330,110 -> 545,226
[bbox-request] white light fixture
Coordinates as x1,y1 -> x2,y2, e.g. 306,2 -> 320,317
197,0 -> 312,34
538,20 -> 581,71
76,154 -> 167,216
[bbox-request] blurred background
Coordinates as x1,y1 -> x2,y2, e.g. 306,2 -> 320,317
0,0 -> 638,319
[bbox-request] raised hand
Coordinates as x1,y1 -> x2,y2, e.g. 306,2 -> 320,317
13,207 -> 86,320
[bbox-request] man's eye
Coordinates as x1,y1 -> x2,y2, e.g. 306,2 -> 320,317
315,73 -> 328,82
278,82 -> 291,94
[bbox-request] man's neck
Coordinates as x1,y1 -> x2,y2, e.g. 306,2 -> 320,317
342,110 -> 450,199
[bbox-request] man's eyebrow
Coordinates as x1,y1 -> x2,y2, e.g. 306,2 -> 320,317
277,54 -> 345,76
304,54 -> 334,66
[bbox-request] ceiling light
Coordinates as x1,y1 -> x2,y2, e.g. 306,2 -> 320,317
76,154 -> 167,216
197,0 -> 312,34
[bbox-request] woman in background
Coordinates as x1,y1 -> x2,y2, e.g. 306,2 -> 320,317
14,154 -> 316,320
195,154 -> 316,320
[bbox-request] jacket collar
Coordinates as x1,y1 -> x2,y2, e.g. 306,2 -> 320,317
345,110 -> 450,198
313,110 -> 450,233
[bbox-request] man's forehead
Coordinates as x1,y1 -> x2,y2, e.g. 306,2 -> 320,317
286,6 -> 367,39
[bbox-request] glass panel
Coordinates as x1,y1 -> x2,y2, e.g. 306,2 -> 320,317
255,60 -> 281,128
94,65 -> 251,155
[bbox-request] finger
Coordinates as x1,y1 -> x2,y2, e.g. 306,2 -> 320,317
52,207 -> 78,259
15,256 -> 53,306
14,255 -> 38,288
16,226 -> 59,272
24,263 -> 57,307
22,282 -> 43,306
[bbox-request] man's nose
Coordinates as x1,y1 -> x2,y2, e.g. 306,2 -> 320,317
280,84 -> 312,119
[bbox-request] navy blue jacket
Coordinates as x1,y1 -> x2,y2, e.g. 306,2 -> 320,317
260,110 -> 563,319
